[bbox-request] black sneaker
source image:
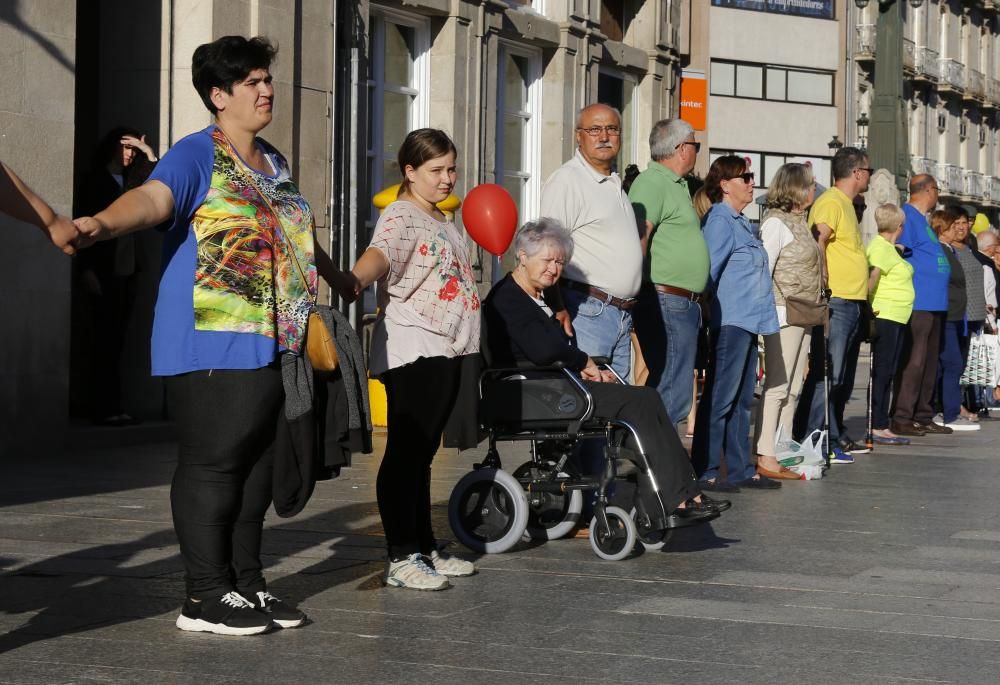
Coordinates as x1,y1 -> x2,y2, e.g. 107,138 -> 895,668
175,591 -> 271,636
247,591 -> 306,628
838,437 -> 870,455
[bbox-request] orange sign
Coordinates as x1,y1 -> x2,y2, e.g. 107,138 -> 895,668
680,75 -> 707,131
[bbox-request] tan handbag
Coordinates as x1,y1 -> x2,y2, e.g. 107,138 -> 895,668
307,309 -> 339,372
784,295 -> 828,328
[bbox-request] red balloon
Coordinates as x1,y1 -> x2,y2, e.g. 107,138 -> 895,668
462,184 -> 518,256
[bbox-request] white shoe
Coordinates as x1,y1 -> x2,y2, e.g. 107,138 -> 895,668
945,416 -> 981,431
385,553 -> 450,591
429,549 -> 476,577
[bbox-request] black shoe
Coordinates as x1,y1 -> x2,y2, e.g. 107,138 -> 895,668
246,590 -> 306,628
838,436 -> 870,455
175,592 -> 271,636
918,421 -> 953,435
891,420 -> 925,437
735,475 -> 782,490
699,494 -> 732,512
665,507 -> 719,529
698,478 -> 740,493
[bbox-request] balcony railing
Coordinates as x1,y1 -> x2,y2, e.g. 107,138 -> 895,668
991,79 -> 1000,105
935,163 -> 964,195
911,156 -> 935,176
964,67 -> 986,100
964,171 -> 987,200
915,47 -> 940,80
903,38 -> 916,72
856,24 -> 876,58
937,58 -> 965,91
992,177 -> 1000,204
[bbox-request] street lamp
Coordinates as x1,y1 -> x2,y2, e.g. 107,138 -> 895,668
828,135 -> 843,152
856,112 -> 870,148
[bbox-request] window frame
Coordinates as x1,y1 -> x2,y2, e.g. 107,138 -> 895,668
596,66 -> 640,171
709,58 -> 836,107
495,40 -> 543,227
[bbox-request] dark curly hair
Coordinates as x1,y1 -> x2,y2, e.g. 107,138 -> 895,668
192,36 -> 278,114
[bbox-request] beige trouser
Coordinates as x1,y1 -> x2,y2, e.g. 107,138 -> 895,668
754,325 -> 811,457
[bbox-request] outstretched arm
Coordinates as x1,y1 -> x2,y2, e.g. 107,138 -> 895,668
0,162 -> 79,255
74,180 -> 175,247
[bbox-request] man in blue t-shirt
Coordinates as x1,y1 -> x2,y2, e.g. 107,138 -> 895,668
892,174 -> 953,436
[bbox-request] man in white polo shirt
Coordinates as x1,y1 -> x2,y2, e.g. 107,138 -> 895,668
539,103 -> 644,379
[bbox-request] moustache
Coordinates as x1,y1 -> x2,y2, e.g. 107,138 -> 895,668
593,143 -> 614,149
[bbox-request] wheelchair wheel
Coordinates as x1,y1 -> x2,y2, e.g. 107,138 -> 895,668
629,506 -> 673,552
588,506 -> 636,561
448,468 -> 528,554
513,462 -> 583,541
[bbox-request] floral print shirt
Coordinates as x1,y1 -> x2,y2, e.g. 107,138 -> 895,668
367,200 -> 481,375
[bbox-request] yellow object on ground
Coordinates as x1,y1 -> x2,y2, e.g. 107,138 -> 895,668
369,377 -> 387,427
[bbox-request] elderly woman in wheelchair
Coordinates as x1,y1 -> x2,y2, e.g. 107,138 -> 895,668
447,219 -> 729,560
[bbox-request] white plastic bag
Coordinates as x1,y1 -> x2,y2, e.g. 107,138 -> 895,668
786,429 -> 826,480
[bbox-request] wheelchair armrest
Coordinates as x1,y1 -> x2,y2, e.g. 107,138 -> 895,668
590,356 -> 610,366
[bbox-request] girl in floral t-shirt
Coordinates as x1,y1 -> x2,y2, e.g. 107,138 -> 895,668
330,129 -> 480,590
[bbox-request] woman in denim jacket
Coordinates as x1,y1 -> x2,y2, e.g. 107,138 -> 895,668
692,155 -> 780,492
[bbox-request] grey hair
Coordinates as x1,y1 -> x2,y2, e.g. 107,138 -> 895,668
649,119 -> 694,161
977,230 -> 999,248
513,218 -> 575,262
575,103 -> 622,129
874,203 -> 905,234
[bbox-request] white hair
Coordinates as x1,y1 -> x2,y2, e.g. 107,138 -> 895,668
649,119 -> 694,161
513,218 -> 575,262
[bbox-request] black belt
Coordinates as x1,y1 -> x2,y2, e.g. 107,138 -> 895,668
561,280 -> 637,310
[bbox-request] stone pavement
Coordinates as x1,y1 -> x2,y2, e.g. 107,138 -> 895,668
3,384 -> 1000,684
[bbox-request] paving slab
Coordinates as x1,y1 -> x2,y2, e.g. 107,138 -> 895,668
3,378 -> 1000,684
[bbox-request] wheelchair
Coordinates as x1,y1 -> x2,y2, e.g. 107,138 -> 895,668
447,359 -> 674,561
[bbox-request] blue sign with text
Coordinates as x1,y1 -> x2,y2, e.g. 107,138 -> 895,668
711,0 -> 835,20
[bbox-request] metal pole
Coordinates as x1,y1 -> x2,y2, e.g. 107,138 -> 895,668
868,0 -> 910,193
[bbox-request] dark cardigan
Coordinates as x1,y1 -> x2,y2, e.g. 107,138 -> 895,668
484,274 -> 589,371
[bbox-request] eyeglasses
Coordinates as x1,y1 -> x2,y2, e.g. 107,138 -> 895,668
577,125 -> 622,137
725,172 -> 755,184
678,141 -> 702,153
856,167 -> 875,176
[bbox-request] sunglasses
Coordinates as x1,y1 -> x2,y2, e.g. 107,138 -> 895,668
856,167 -> 875,175
678,141 -> 702,153
726,172 -> 755,184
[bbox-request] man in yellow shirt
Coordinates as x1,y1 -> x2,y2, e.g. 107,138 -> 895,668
793,148 -> 871,462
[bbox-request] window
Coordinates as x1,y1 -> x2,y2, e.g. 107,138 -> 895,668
710,59 -> 834,106
709,148 -> 833,222
597,69 -> 638,172
496,44 -> 541,269
366,10 -> 429,220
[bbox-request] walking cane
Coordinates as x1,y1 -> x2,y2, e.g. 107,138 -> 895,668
865,340 -> 874,452
822,289 -> 832,470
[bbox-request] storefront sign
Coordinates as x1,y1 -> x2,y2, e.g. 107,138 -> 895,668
710,0 -> 834,20
680,70 -> 707,131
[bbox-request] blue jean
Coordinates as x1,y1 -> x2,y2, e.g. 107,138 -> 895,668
794,298 -> 862,443
634,287 -> 702,426
562,287 -> 634,380
692,325 -> 758,484
938,320 -> 964,423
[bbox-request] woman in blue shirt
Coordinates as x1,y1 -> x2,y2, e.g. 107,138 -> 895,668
692,156 -> 781,492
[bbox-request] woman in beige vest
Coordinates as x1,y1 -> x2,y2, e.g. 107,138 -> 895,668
754,163 -> 822,478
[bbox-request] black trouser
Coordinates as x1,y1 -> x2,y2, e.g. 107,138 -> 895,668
379,356 -> 462,560
167,367 -> 284,600
871,319 -> 905,430
585,382 -> 700,525
893,311 -> 943,424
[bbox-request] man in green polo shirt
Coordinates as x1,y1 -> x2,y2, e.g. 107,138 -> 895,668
630,119 -> 710,426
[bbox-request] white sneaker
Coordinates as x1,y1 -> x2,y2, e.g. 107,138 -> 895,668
385,553 -> 450,591
429,549 -> 476,577
945,416 -> 981,431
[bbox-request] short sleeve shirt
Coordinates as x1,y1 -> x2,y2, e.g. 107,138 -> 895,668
539,151 -> 643,299
148,126 -> 317,376
628,162 -> 709,292
366,201 -> 481,376
809,187 -> 868,300
866,235 -> 915,324
900,204 -> 950,311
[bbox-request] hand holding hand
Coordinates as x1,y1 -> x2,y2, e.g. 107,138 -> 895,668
580,361 -> 602,382
44,215 -> 80,256
72,216 -> 108,249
